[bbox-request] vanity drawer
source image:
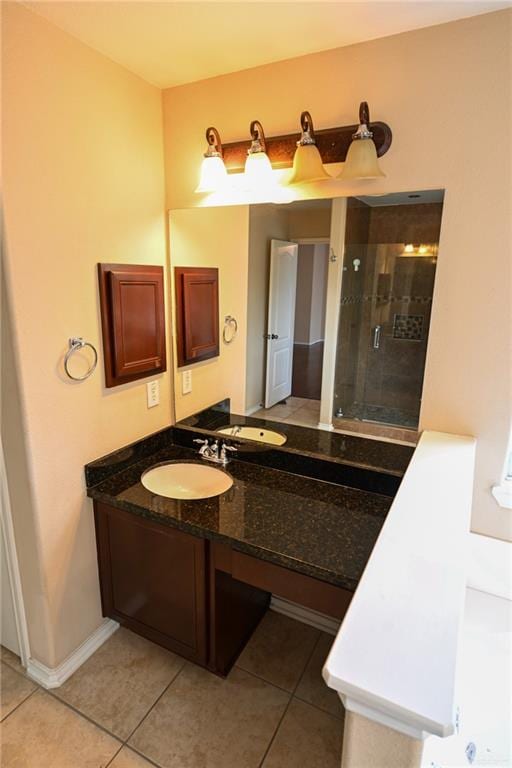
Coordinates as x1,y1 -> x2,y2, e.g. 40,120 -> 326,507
94,502 -> 207,664
214,542 -> 352,621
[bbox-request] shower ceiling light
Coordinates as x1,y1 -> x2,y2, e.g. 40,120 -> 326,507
400,244 -> 437,258
195,126 -> 228,193
338,102 -> 386,180
288,111 -> 331,184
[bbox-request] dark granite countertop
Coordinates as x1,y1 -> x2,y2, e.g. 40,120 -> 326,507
87,443 -> 392,592
177,401 -> 414,477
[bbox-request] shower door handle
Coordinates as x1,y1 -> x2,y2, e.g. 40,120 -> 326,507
372,325 -> 381,350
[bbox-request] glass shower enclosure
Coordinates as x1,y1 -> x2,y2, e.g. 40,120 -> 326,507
333,196 -> 442,431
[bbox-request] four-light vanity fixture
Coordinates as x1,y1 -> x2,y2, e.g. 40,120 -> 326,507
195,101 -> 391,195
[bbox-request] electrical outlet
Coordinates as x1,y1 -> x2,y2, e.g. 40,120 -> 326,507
182,370 -> 192,395
146,380 -> 160,408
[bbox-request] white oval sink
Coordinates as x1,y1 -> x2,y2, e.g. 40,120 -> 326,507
216,425 -> 287,446
141,462 -> 233,500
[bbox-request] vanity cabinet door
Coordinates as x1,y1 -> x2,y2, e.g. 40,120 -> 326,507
174,266 -> 219,367
98,263 -> 167,388
94,502 -> 207,664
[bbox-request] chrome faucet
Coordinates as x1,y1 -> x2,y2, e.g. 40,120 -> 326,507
193,438 -> 237,466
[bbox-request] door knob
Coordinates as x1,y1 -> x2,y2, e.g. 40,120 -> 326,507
264,333 -> 279,340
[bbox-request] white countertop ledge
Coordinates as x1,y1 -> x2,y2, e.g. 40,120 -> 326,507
323,430 -> 477,740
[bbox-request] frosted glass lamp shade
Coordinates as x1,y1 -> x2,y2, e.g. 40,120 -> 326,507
195,155 -> 228,193
244,151 -> 274,187
339,137 -> 385,180
288,143 -> 331,184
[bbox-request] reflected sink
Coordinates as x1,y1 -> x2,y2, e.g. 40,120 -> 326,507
216,425 -> 287,446
141,461 -> 233,500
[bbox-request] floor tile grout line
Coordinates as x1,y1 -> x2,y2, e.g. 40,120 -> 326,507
44,653 -> 187,749
0,686 -> 39,724
9,667 -> 179,768
257,693 -> 294,768
234,664 -> 295,696
122,659 -> 188,746
292,692 -> 344,721
45,688 -> 126,743
235,639 -> 344,721
292,630 -> 322,698
125,744 -> 167,768
256,630 -> 322,768
103,742 -> 125,768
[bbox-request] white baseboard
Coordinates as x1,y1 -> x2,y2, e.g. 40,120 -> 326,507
27,619 -> 119,688
270,596 -> 341,636
467,532 -> 512,601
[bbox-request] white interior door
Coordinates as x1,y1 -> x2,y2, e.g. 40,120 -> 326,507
265,240 -> 298,408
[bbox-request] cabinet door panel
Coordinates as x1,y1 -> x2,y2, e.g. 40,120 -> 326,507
98,263 -> 166,387
175,267 -> 219,367
95,503 -> 206,663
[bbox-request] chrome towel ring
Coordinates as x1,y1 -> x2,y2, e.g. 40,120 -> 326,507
223,315 -> 238,344
64,337 -> 98,381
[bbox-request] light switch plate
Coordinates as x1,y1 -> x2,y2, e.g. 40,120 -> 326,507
147,380 -> 160,408
182,370 -> 192,395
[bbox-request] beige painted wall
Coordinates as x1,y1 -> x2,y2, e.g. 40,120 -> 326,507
2,3 -> 171,666
295,245 -> 316,344
295,244 -> 331,346
341,712 -> 423,768
246,206 -> 289,412
288,207 -> 332,240
309,244 -> 329,344
163,10 -> 512,541
169,207 -> 249,420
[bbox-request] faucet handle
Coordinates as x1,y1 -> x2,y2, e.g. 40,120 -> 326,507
220,442 -> 237,463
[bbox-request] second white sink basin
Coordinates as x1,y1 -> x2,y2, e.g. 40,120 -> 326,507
141,461 -> 233,500
216,425 -> 287,446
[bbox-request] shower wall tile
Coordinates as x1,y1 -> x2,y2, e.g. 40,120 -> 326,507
367,203 -> 443,244
392,314 -> 424,341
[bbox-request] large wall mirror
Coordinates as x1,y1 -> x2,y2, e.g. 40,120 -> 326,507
169,189 -> 444,446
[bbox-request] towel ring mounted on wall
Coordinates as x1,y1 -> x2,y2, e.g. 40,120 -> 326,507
64,337 -> 98,381
223,315 -> 238,344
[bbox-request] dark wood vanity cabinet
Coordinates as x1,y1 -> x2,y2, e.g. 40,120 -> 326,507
98,263 -> 167,388
94,501 -> 352,676
94,502 -> 207,664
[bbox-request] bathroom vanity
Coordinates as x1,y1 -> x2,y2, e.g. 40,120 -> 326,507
86,405 -> 413,676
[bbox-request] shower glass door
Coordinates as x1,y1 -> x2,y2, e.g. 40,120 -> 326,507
333,242 -> 438,430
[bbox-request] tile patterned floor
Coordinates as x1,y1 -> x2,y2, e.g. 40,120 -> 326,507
254,398 -> 321,429
255,398 -> 418,445
0,613 -> 344,768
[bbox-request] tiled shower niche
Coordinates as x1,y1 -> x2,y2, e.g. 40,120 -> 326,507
333,195 -> 443,431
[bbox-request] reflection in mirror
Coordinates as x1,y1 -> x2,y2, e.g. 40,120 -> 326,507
171,190 -> 444,446
245,191 -> 443,441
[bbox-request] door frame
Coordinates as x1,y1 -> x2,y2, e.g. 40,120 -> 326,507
319,198 -> 348,430
264,239 -> 299,409
1,440 -> 31,666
